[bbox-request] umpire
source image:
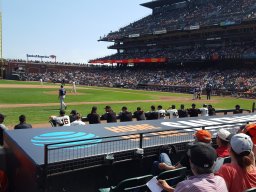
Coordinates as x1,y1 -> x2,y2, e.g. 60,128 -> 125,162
206,83 -> 212,100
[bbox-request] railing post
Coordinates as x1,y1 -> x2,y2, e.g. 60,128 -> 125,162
43,144 -> 48,192
44,144 -> 48,166
252,102 -> 255,113
139,133 -> 143,148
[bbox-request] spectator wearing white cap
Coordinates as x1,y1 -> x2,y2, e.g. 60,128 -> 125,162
216,133 -> 256,192
212,129 -> 232,172
216,129 -> 231,158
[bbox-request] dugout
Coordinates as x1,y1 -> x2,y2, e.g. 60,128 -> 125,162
3,114 -> 256,192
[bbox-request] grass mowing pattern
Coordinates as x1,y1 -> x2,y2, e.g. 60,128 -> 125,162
0,80 -> 254,127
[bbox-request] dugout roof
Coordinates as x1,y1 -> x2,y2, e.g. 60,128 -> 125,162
5,113 -> 256,166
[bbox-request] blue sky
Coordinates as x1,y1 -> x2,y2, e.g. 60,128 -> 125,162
3,0 -> 151,63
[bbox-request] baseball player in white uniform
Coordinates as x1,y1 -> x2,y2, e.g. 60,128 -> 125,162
70,113 -> 85,126
200,104 -> 209,116
166,105 -> 179,118
50,110 -> 71,127
72,81 -> 77,93
157,105 -> 166,119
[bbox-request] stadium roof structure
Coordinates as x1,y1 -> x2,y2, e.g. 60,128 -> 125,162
141,0 -> 186,9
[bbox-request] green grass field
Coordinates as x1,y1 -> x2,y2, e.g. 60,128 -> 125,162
0,79 -> 254,128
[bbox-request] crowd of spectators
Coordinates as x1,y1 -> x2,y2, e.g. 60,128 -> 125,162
20,67 -> 256,93
101,0 -> 256,41
6,59 -> 87,66
94,42 -> 256,64
156,126 -> 256,192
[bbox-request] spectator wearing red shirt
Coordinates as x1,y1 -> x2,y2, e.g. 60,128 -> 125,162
216,133 -> 256,192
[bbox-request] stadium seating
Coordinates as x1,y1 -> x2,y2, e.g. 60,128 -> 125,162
98,174 -> 153,192
17,67 -> 256,96
101,0 -> 256,41
223,156 -> 231,164
244,188 -> 256,192
156,167 -> 187,187
94,0 -> 256,68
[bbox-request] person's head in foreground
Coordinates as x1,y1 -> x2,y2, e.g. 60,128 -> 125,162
194,129 -> 212,143
216,133 -> 256,192
188,142 -> 217,174
230,133 -> 254,169
158,143 -> 228,192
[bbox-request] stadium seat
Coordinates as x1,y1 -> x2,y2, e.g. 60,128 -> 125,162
223,156 -> 231,164
213,156 -> 231,172
98,174 -> 153,192
156,167 -> 187,187
244,188 -> 256,192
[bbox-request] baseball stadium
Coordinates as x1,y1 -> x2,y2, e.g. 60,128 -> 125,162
1,0 -> 256,191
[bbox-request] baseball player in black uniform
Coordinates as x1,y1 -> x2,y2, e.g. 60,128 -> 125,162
101,106 -> 117,123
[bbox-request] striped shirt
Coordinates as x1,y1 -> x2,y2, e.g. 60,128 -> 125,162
174,173 -> 228,192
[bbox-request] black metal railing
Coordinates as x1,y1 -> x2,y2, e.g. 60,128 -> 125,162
43,119 -> 254,176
